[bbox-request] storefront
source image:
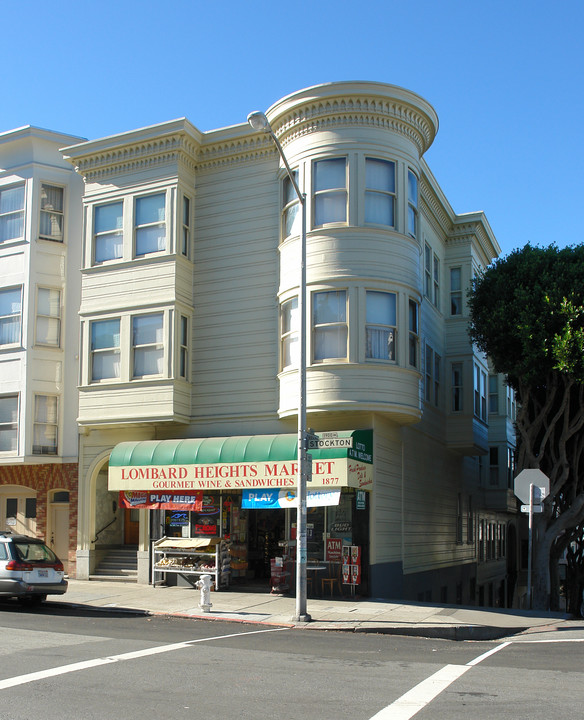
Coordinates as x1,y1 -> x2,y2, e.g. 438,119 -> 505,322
108,430 -> 373,596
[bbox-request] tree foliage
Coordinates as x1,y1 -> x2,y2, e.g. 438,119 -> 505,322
468,243 -> 584,610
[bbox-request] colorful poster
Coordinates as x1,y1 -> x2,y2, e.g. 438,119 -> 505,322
326,538 -> 343,562
241,489 -> 341,509
118,490 -> 202,510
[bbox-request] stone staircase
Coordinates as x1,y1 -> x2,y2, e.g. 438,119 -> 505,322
90,545 -> 138,582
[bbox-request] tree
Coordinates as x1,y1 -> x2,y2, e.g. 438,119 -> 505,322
468,243 -> 584,610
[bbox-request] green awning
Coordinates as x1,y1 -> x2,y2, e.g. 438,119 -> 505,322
109,430 -> 373,468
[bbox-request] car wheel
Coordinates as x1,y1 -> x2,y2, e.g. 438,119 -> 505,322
18,595 -> 46,607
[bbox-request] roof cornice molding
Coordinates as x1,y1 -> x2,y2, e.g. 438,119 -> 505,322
196,132 -> 278,170
420,175 -> 454,240
449,214 -> 500,263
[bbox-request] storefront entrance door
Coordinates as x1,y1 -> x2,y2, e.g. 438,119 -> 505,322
124,508 -> 139,545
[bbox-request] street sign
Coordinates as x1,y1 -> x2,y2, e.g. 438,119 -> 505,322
521,504 -> 543,513
514,469 -> 550,504
307,437 -> 353,449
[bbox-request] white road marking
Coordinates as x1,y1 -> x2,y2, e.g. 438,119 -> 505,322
0,627 -> 285,690
368,641 -> 511,720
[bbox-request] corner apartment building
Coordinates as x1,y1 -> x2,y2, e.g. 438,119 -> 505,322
0,126 -> 84,574
61,81 -> 519,605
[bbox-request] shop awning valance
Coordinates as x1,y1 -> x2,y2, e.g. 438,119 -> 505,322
108,430 -> 373,493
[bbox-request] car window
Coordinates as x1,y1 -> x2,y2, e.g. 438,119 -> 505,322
0,544 -> 7,560
14,541 -> 57,563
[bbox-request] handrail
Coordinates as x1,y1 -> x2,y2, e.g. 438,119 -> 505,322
93,516 -> 118,544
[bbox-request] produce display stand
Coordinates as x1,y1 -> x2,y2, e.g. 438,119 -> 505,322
152,536 -> 230,590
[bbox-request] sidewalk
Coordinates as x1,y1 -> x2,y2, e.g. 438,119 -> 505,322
48,579 -> 574,641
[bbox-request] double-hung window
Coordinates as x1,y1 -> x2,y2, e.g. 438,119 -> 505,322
488,375 -> 499,414
39,184 -> 64,242
365,159 -> 395,226
450,267 -> 462,316
179,315 -> 189,379
451,362 -> 463,411
407,170 -> 418,237
181,196 -> 191,257
281,297 -> 299,369
36,287 -> 61,347
0,395 -> 18,452
91,319 -> 120,381
366,291 -> 396,361
0,287 -> 22,346
33,395 -> 58,455
474,364 -> 487,421
425,345 -> 441,406
313,158 -> 347,226
408,300 -> 419,368
0,184 -> 25,244
135,193 -> 166,256
132,313 -> 164,377
489,447 -> 499,486
283,171 -> 301,238
94,202 -> 123,263
313,290 -> 347,361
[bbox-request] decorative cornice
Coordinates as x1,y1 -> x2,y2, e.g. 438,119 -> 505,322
196,133 -> 278,170
420,176 -> 454,240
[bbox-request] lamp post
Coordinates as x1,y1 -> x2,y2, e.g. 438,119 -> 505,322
247,110 -> 311,622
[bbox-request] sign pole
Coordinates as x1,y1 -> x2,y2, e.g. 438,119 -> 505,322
527,483 -> 534,610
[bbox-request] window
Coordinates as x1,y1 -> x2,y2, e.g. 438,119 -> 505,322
0,395 -> 18,452
408,300 -> 419,367
433,255 -> 440,309
132,313 -> 164,377
179,315 -> 189,379
181,196 -> 191,257
0,287 -> 22,346
36,287 -> 61,346
425,345 -> 441,406
424,244 -> 439,307
281,297 -> 299,369
39,184 -> 64,242
365,158 -> 395,226
0,184 -> 25,243
94,201 -> 123,263
451,362 -> 463,411
283,171 -> 301,238
25,497 -> 37,518
506,383 -> 516,420
489,446 -> 499,486
366,291 -> 396,361
313,290 -> 347,361
135,194 -> 166,255
313,158 -> 347,226
91,319 -> 120,381
456,494 -> 463,544
489,375 -> 499,413
467,496 -> 474,544
474,364 -> 487,421
407,170 -> 418,237
33,395 -> 58,455
450,267 -> 462,315
507,447 -> 515,489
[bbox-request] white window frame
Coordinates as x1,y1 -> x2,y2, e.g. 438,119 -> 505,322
132,312 -> 164,378
364,158 -> 396,227
179,315 -> 189,379
0,394 -> 18,453
32,394 -> 58,455
134,193 -> 166,257
181,195 -> 191,258
474,364 -> 488,422
35,287 -> 61,347
365,291 -> 397,362
451,362 -> 463,412
93,200 -> 123,265
0,286 -> 22,347
408,300 -> 419,368
0,184 -> 25,244
312,289 -> 348,362
39,183 -> 64,243
313,158 -> 347,227
424,344 -> 441,406
407,170 -> 418,237
450,267 -> 462,316
280,297 -> 299,370
282,170 -> 301,239
90,318 -> 121,382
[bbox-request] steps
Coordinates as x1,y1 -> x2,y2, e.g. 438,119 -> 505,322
90,546 -> 138,582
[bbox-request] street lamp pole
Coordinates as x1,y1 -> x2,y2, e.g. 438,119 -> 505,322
247,111 -> 311,622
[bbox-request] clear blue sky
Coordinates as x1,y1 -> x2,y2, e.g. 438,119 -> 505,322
2,0 -> 582,258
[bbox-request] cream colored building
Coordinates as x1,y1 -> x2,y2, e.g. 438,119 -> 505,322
62,82 -> 519,605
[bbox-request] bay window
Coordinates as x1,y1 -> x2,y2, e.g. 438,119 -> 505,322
282,171 -> 301,238
0,184 -> 25,244
33,395 -> 58,455
408,300 -> 419,368
36,287 -> 61,346
179,315 -> 189,379
135,193 -> 166,255
281,297 -> 299,369
365,158 -> 395,226
0,287 -> 22,346
0,395 -> 18,452
450,267 -> 462,315
451,362 -> 463,412
407,170 -> 418,237
91,318 -> 120,381
313,290 -> 347,361
181,196 -> 191,257
94,201 -> 123,263
474,364 -> 487,421
39,184 -> 64,242
132,313 -> 164,377
425,345 -> 441,406
366,291 -> 396,361
313,158 -> 347,226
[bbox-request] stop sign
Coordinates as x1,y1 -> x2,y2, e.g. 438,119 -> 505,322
514,469 -> 550,504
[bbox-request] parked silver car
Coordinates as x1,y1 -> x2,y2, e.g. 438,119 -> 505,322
0,532 -> 68,606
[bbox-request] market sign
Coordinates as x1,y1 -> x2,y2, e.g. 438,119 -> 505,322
118,490 -> 203,511
241,489 -> 341,509
108,431 -> 374,493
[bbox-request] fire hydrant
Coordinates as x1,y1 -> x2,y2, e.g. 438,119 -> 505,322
195,574 -> 213,612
